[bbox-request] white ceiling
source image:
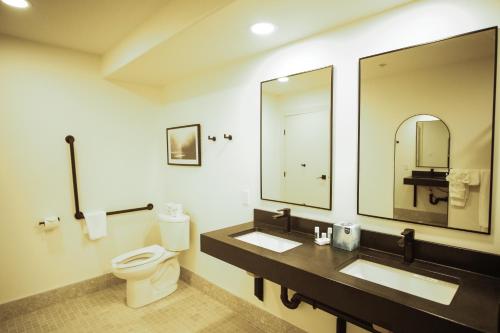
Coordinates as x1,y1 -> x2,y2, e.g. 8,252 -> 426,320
361,27 -> 496,79
0,0 -> 168,54
263,66 -> 332,96
0,0 -> 415,85
107,0 -> 414,86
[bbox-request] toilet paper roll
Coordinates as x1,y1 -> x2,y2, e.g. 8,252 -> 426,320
40,216 -> 60,231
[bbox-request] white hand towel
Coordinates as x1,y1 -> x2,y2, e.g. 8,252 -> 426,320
83,211 -> 107,240
467,170 -> 480,186
447,169 -> 468,183
478,170 -> 491,230
446,169 -> 478,207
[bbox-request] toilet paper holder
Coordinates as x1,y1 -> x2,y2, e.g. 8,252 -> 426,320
38,217 -> 60,226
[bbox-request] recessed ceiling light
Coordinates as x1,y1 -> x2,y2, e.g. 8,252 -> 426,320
277,77 -> 289,83
1,0 -> 30,9
250,22 -> 275,35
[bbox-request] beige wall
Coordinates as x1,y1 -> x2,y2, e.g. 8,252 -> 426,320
0,36 -> 161,304
156,1 -> 500,333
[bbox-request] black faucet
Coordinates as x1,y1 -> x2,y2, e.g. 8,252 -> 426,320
272,208 -> 291,232
397,228 -> 415,264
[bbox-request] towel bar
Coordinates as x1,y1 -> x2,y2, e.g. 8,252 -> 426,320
65,135 -> 154,220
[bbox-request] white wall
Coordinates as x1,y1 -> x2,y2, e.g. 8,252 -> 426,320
0,36 -> 161,304
261,92 -> 284,200
156,1 -> 500,332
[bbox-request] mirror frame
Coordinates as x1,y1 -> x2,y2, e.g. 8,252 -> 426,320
356,27 -> 498,234
260,65 -> 334,210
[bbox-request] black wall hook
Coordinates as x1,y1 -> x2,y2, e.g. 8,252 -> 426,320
208,136 -> 216,141
224,134 -> 233,140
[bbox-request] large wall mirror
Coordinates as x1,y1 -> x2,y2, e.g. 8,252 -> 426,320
261,66 -> 333,210
358,27 -> 497,233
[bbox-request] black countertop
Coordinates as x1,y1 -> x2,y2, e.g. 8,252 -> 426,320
201,217 -> 500,333
403,176 -> 448,187
403,170 -> 449,187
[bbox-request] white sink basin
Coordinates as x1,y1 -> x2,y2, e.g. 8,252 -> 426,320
340,259 -> 459,305
234,231 -> 302,253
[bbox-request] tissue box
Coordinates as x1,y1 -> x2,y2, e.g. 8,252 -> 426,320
331,222 -> 360,251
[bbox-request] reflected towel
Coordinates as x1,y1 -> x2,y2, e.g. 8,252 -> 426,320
83,211 -> 107,240
446,169 -> 480,207
478,170 -> 491,230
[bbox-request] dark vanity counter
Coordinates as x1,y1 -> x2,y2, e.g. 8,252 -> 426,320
403,176 -> 448,187
403,170 -> 449,187
201,210 -> 500,333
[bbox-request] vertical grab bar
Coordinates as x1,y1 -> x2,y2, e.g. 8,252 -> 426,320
65,135 -> 153,220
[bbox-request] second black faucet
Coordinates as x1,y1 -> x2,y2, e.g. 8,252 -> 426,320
398,228 -> 415,263
272,208 -> 291,232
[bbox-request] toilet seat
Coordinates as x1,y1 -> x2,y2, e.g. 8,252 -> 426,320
112,245 -> 172,269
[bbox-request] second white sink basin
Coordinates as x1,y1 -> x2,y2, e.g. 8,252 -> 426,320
340,259 -> 459,305
234,231 -> 302,253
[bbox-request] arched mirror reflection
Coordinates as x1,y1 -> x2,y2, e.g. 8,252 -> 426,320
394,115 -> 450,226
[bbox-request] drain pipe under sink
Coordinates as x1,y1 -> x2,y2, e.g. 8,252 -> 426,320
280,286 -> 392,333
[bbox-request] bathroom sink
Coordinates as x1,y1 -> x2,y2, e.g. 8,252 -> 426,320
234,231 -> 302,253
340,259 -> 459,305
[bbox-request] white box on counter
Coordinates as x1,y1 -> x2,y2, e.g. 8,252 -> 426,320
331,222 -> 360,251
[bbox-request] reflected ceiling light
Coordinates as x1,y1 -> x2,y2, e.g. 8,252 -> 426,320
277,77 -> 289,83
1,0 -> 30,8
250,22 -> 275,35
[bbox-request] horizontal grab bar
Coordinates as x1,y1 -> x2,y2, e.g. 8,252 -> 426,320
74,204 -> 154,220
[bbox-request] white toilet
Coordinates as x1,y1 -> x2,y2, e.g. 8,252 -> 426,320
111,213 -> 190,308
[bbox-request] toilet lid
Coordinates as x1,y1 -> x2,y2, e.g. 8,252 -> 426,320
111,245 -> 168,269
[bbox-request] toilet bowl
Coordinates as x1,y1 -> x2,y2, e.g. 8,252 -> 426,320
111,212 -> 190,308
111,245 -> 180,308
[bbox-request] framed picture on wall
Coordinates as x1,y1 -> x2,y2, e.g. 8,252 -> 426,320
166,124 -> 201,166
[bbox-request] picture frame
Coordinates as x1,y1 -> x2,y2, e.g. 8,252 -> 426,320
166,124 -> 201,166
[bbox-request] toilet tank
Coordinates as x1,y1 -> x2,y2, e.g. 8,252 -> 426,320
158,213 -> 190,251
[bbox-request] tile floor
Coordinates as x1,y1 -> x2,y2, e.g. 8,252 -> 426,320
0,281 -> 267,333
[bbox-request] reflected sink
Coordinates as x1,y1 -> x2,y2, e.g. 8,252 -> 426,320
234,231 -> 302,253
340,259 -> 459,305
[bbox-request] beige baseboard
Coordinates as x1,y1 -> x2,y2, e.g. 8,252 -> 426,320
0,273 -> 122,322
180,267 -> 305,333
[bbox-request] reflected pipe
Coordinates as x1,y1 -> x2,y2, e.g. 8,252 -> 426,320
280,286 -> 378,333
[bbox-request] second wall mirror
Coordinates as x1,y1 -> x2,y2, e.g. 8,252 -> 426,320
261,66 -> 333,210
358,27 -> 497,233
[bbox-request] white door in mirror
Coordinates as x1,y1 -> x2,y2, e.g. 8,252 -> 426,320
340,259 -> 459,305
234,231 -> 301,253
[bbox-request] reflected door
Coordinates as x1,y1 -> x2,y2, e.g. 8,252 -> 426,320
284,111 -> 329,207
